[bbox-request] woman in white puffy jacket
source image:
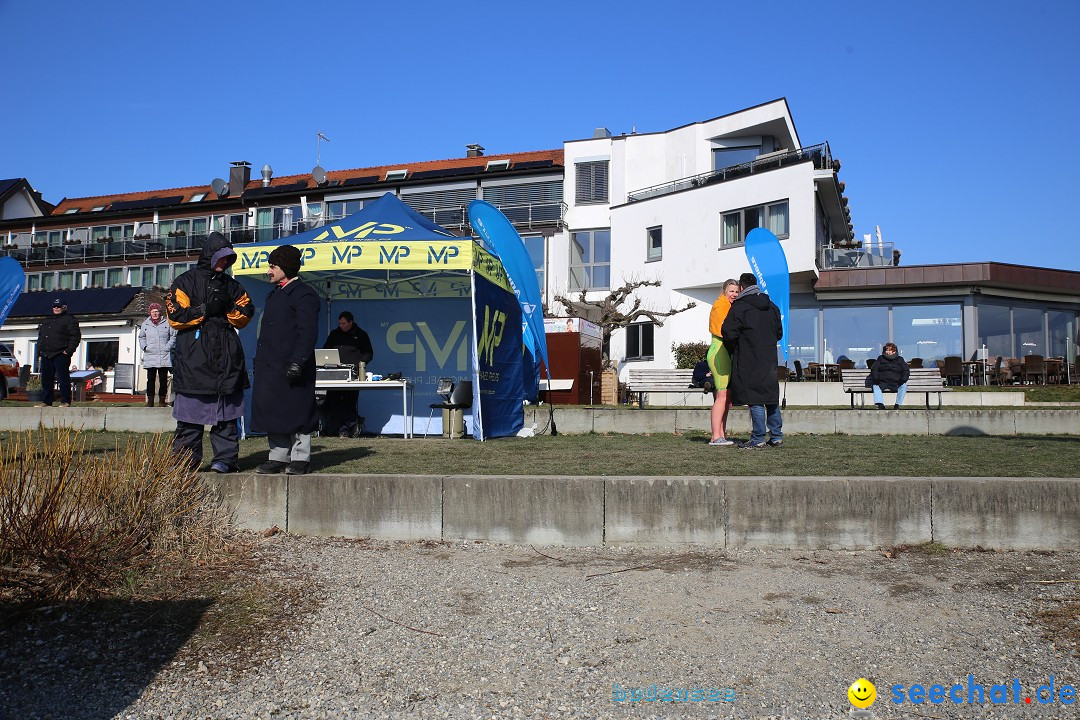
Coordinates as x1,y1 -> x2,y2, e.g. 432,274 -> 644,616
139,302 -> 177,407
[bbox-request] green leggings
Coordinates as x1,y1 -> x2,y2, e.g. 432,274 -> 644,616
706,336 -> 731,390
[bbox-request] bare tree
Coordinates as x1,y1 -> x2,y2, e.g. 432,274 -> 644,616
554,277 -> 696,364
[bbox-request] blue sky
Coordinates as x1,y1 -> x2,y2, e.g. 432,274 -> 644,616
1,1 -> 1077,270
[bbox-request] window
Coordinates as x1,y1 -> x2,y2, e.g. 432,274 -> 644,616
569,229 -> 611,291
85,340 -> 119,372
626,323 -> 655,360
822,306 -> 889,366
90,270 -> 106,288
57,271 -> 74,290
188,193 -> 207,202
721,200 -> 789,246
140,267 -> 155,288
575,161 -> 609,205
107,268 -> 123,287
326,199 -> 365,221
523,235 -> 545,294
892,304 -> 962,364
713,146 -> 760,170
646,226 -> 662,261
385,169 -> 408,181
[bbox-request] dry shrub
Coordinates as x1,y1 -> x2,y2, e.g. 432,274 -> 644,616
0,427 -> 230,600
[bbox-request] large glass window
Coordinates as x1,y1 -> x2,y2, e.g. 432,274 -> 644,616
823,306 -> 888,367
1048,310 -> 1078,362
713,146 -> 759,170
787,307 -> 820,367
569,229 -> 610,291
978,303 -> 1012,359
1014,307 -> 1044,357
892,304 -> 962,364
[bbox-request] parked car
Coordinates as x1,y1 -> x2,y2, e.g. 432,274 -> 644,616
0,343 -> 19,399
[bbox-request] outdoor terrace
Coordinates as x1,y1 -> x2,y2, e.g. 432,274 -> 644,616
626,142 -> 836,203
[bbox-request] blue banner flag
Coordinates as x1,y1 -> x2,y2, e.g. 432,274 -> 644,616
744,228 -> 790,361
467,200 -> 548,402
0,257 -> 25,330
473,272 -> 524,439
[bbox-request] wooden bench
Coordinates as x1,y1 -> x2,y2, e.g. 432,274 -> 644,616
841,368 -> 950,409
626,369 -> 701,408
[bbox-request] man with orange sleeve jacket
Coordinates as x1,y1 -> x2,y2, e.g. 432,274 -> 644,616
166,232 -> 254,472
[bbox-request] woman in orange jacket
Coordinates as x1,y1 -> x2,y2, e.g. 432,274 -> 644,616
707,279 -> 741,445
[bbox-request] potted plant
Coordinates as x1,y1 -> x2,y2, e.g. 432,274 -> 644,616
25,375 -> 43,404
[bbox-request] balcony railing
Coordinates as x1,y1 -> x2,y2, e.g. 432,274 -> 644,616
408,201 -> 567,231
3,234 -> 209,267
627,142 -> 835,203
821,241 -> 896,269
3,200 -> 568,268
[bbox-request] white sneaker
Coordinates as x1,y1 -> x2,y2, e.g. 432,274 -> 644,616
708,438 -> 735,446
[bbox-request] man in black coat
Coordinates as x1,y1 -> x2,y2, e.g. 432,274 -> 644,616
251,245 -> 320,475
722,273 -> 784,449
866,342 -> 910,409
35,297 -> 81,407
321,310 -> 374,437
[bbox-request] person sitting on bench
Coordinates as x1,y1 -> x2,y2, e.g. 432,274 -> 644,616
865,342 -> 909,409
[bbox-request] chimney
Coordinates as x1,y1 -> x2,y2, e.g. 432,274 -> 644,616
261,164 -> 273,187
466,144 -> 485,158
229,161 -> 252,197
593,127 -> 612,139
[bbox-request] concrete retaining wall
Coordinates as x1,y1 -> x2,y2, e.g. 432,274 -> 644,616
1,404 -> 1073,437
201,473 -> 1080,551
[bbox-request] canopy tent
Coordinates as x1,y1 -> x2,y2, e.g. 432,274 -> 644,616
232,192 -> 524,440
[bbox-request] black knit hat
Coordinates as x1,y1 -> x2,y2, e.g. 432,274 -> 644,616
268,244 -> 302,278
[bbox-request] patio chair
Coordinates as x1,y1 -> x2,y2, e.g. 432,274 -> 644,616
908,357 -> 923,369
988,356 -> 1007,385
1022,355 -> 1045,385
942,356 -> 964,386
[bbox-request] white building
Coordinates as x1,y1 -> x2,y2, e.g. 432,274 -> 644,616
553,99 -> 850,378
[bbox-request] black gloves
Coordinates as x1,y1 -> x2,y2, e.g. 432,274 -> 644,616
205,292 -> 230,317
285,362 -> 303,385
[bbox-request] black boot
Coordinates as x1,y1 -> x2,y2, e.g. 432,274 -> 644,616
874,403 -> 885,410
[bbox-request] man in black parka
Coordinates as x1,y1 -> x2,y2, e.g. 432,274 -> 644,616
251,245 -> 320,475
166,232 -> 255,472
722,273 -> 784,449
36,297 -> 81,407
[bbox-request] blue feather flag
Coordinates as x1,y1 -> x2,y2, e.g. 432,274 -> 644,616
0,256 -> 25,330
744,228 -> 790,361
468,200 -> 549,402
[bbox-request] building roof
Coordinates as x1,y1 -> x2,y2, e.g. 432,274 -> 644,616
47,149 -> 564,216
816,262 -> 1080,295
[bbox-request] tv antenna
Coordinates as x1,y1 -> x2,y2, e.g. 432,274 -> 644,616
316,131 -> 331,166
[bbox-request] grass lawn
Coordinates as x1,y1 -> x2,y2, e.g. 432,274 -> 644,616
18,429 -> 1076,478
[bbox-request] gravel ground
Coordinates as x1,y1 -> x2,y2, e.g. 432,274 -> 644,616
5,535 -> 1080,720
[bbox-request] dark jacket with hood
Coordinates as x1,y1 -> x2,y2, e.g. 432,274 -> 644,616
251,277 -> 320,435
866,352 -> 909,391
37,309 -> 81,359
166,232 -> 254,396
721,286 -> 783,406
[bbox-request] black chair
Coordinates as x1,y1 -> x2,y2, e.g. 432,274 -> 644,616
793,359 -> 805,381
425,379 -> 473,438
942,356 -> 964,386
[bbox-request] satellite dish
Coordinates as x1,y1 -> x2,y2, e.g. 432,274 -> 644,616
211,178 -> 229,197
312,166 -> 327,186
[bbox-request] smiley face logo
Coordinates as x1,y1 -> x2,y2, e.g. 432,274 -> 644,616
847,678 -> 876,709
